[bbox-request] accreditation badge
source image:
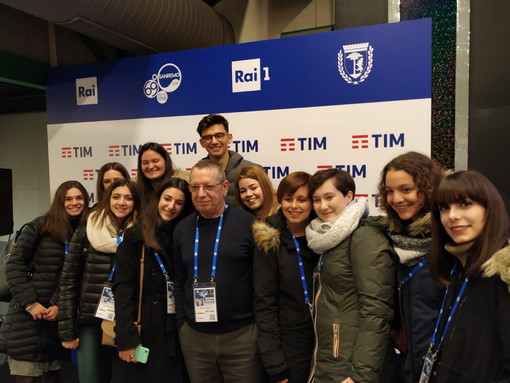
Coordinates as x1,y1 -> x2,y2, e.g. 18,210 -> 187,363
95,285 -> 115,321
167,281 -> 176,314
418,350 -> 436,383
193,283 -> 218,322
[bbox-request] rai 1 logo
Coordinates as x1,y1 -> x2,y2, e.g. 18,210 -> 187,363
143,63 -> 182,104
338,43 -> 373,85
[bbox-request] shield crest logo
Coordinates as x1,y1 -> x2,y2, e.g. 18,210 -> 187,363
338,43 -> 374,85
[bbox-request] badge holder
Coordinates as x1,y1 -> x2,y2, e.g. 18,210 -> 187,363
95,283 -> 115,321
193,280 -> 218,323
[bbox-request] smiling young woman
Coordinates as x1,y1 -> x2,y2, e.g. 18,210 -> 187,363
252,171 -> 319,383
306,168 -> 395,383
0,181 -> 89,383
111,178 -> 193,383
57,179 -> 140,383
427,170 -> 510,382
376,151 -> 445,383
235,166 -> 279,221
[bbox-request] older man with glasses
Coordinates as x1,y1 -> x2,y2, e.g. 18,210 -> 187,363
173,159 -> 263,383
196,113 -> 261,206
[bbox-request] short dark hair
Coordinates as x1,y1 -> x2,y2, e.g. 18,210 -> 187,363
96,162 -> 130,203
378,151 -> 443,220
196,114 -> 229,137
309,168 -> 355,198
191,159 -> 226,183
430,170 -> 509,284
276,171 -> 311,203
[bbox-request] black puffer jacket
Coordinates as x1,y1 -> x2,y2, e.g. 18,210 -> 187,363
253,210 -> 319,383
0,218 -> 66,362
58,222 -> 116,341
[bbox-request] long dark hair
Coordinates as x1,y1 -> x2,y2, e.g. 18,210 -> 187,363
430,170 -> 509,284
42,181 -> 89,243
137,142 -> 175,202
96,162 -> 130,203
378,151 -> 443,221
93,179 -> 140,233
139,178 -> 194,250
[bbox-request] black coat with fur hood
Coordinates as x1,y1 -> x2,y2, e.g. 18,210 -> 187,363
253,210 -> 319,383
430,245 -> 510,382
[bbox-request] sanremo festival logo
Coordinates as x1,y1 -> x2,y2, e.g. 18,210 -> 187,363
143,63 -> 182,104
338,43 -> 374,85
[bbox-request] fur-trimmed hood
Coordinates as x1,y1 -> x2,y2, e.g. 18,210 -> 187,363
252,220 -> 281,253
383,211 -> 432,237
482,244 -> 510,291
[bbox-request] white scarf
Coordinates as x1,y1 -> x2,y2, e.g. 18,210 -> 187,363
306,198 -> 368,254
86,211 -> 119,254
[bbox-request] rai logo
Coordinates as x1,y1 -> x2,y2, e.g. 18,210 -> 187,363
338,43 -> 373,85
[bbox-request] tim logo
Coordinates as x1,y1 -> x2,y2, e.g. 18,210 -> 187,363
263,166 -> 290,179
338,43 -> 374,85
231,59 -> 270,93
351,133 -> 404,149
229,140 -> 259,153
317,164 -> 366,178
61,146 -> 93,158
144,63 -> 182,104
280,137 -> 326,152
83,169 -> 95,181
76,77 -> 98,105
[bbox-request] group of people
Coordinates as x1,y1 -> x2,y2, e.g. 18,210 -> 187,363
0,113 -> 508,383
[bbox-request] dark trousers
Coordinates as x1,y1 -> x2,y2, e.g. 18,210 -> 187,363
179,322 -> 263,383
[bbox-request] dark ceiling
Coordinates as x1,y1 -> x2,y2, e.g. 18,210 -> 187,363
0,0 -> 231,114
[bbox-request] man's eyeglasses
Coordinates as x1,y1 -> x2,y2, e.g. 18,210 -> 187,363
200,132 -> 228,143
188,183 -> 223,193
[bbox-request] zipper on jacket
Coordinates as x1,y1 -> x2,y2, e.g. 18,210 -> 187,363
308,270 -> 322,383
332,323 -> 340,358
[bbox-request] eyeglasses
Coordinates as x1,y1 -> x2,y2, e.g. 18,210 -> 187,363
201,132 -> 228,143
188,183 -> 223,193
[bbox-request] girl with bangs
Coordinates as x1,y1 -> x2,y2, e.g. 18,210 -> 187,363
426,170 -> 510,382
58,179 -> 140,383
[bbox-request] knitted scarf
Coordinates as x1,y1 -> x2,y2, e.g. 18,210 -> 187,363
387,213 -> 432,266
86,210 -> 120,254
306,198 -> 368,254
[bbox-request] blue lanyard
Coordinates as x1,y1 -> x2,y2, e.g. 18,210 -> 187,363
107,234 -> 124,281
429,262 -> 469,356
193,207 -> 226,285
401,258 -> 429,285
64,241 -> 69,259
316,251 -> 330,274
287,225 -> 312,310
153,250 -> 169,281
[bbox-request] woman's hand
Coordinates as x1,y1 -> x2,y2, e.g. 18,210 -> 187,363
62,339 -> 80,349
277,379 -> 289,383
119,347 -> 139,363
43,305 -> 58,321
26,302 -> 46,320
341,378 -> 355,383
